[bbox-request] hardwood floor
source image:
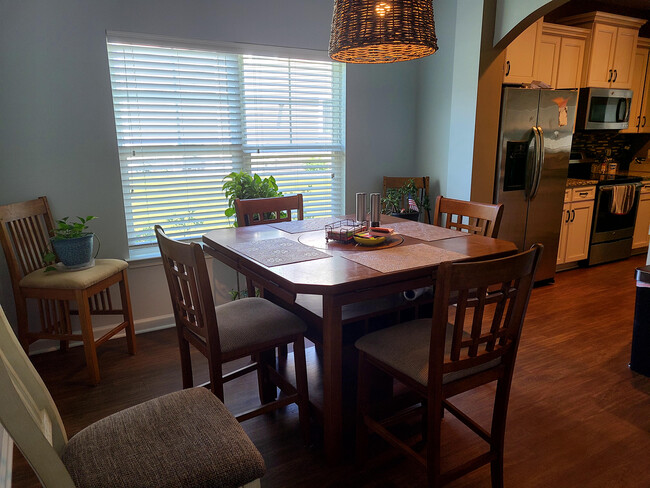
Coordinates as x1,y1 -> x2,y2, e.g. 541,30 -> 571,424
11,254 -> 650,487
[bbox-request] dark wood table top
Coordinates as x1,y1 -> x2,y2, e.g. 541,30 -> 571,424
202,215 -> 518,296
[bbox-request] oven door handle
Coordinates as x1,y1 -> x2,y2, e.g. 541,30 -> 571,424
600,183 -> 642,191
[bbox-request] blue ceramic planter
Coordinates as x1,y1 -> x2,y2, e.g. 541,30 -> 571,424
51,234 -> 94,267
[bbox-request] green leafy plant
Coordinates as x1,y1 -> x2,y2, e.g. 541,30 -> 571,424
381,179 -> 430,216
222,171 -> 283,226
51,216 -> 97,240
43,216 -> 97,270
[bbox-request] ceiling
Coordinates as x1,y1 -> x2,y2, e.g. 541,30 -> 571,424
545,0 -> 650,36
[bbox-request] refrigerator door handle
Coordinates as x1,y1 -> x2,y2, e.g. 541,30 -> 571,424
525,127 -> 538,200
526,126 -> 543,200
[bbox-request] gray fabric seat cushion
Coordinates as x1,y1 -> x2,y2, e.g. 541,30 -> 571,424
355,319 -> 501,386
62,387 -> 265,488
215,297 -> 306,355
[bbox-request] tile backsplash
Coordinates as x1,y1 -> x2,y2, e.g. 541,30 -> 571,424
570,131 -> 650,169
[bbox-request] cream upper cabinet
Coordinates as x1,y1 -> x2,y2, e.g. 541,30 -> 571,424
623,39 -> 650,134
559,11 -> 646,89
537,23 -> 589,89
503,19 -> 543,84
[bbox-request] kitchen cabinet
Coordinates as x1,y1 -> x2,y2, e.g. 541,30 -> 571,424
633,182 -> 650,251
557,186 -> 595,265
537,23 -> 589,89
622,38 -> 650,134
503,19 -> 543,85
559,11 -> 646,89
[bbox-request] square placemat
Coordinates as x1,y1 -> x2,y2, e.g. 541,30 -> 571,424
228,237 -> 331,267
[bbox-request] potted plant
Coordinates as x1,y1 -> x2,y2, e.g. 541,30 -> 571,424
381,179 -> 430,222
43,216 -> 97,270
222,171 -> 284,227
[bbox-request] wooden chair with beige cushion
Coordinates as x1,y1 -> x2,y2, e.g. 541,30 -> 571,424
433,196 -> 504,238
355,244 -> 542,488
234,194 -> 303,227
155,226 -> 310,440
234,194 -> 304,358
0,196 -> 136,384
383,176 -> 431,223
0,305 -> 265,488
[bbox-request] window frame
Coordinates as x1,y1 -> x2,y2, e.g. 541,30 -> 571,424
106,32 -> 346,255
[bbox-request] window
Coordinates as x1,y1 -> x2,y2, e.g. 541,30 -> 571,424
106,35 -> 345,250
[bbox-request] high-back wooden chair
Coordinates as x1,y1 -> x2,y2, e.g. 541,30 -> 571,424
234,194 -> 304,306
0,197 -> 136,384
433,196 -> 504,238
234,194 -> 303,227
382,176 -> 431,223
355,244 -> 543,488
0,305 -> 265,488
155,226 -> 310,439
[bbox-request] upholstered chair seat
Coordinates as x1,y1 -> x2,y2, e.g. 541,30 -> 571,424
62,387 -> 265,488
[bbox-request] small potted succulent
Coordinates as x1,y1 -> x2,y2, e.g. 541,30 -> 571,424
381,179 -> 430,222
43,216 -> 97,270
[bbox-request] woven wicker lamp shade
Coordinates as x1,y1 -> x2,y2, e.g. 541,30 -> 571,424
329,0 -> 438,64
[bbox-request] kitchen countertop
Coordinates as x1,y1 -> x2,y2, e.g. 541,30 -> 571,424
566,178 -> 598,188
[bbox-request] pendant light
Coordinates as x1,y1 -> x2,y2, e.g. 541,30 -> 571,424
329,0 -> 438,64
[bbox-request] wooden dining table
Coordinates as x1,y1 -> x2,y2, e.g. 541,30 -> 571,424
202,215 -> 517,463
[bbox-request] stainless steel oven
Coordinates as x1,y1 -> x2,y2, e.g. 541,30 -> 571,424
588,178 -> 643,265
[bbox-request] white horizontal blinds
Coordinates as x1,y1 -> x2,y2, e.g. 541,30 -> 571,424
108,41 -> 345,249
107,42 -> 243,246
242,56 -> 345,218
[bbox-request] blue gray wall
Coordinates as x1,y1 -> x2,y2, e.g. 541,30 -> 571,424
0,0 -> 418,338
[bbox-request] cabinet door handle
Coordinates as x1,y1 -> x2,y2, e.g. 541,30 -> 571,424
608,69 -> 613,82
506,60 -> 510,76
565,210 -> 571,223
613,69 -> 618,82
637,116 -> 641,128
578,192 -> 588,197
571,209 -> 575,222
643,116 -> 647,128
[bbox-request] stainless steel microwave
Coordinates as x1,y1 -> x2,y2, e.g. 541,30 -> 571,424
576,87 -> 632,130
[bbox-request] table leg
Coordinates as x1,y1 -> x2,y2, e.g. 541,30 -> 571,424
322,294 -> 343,464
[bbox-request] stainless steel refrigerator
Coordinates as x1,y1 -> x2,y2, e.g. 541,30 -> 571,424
494,87 -> 578,282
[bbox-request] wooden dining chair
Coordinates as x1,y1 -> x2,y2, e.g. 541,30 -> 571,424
383,176 -> 431,223
0,196 -> 136,384
355,244 -> 543,488
234,194 -> 304,227
433,196 -> 504,238
234,194 -> 304,350
155,226 -> 310,440
0,306 -> 265,488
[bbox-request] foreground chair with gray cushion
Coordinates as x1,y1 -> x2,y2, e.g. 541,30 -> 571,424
0,306 -> 265,488
155,226 -> 310,441
355,245 -> 542,488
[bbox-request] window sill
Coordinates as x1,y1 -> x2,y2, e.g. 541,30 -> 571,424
126,242 -> 211,269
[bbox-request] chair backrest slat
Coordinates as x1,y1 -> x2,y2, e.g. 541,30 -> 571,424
235,195 -> 303,227
433,196 -> 504,238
